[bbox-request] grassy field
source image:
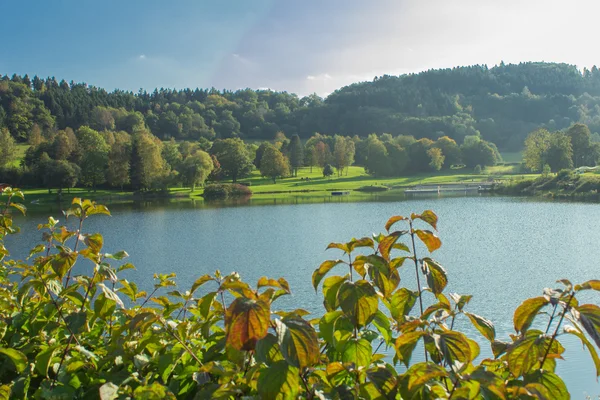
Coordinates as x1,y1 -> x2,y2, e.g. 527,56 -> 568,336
17,164 -> 537,209
7,144 -> 30,168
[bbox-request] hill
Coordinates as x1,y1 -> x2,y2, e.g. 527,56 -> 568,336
2,62 -> 600,150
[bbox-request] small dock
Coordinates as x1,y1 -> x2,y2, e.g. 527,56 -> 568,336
405,183 -> 494,194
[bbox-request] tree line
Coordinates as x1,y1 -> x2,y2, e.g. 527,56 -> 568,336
3,62 -> 600,151
523,123 -> 600,172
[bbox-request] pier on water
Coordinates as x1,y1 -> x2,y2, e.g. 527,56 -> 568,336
404,182 -> 494,194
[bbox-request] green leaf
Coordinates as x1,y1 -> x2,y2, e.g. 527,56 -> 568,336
385,215 -> 407,232
326,242 -> 350,253
465,312 -> 496,341
388,288 -> 417,323
94,293 -> 116,319
575,279 -> 600,292
338,280 -> 379,327
319,311 -> 343,345
50,251 -> 77,279
576,303 -> 600,348
65,311 -> 87,334
84,233 -> 104,254
104,250 -> 129,260
98,283 -> 124,308
35,346 -> 59,377
348,237 -> 375,252
403,362 -> 448,392
257,277 -> 290,293
0,347 -> 27,373
366,365 -> 397,398
513,296 -> 549,333
322,275 -> 347,312
363,255 -> 400,298
564,325 -> 600,377
190,274 -> 214,294
372,310 -> 393,345
411,210 -> 438,230
507,331 -> 561,377
395,331 -> 426,366
255,333 -> 284,366
415,229 -> 442,252
524,370 -> 568,400
342,338 -> 372,367
312,259 -> 344,291
436,330 -> 474,369
423,258 -> 447,295
257,361 -> 299,400
275,316 -> 319,368
225,297 -> 270,351
10,202 -> 26,216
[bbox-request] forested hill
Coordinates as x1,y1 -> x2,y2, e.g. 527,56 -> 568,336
2,62 -> 600,150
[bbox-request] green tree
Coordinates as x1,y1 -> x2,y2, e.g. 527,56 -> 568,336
546,131 -> 573,172
107,134 -> 131,189
433,136 -> 461,168
385,142 -> 409,175
76,126 -> 109,191
181,151 -> 214,191
162,138 -> 182,171
0,128 -> 16,167
523,128 -> 551,172
322,163 -> 334,178
408,138 -> 434,172
566,123 -> 592,167
288,134 -> 304,177
42,160 -> 80,194
365,137 -> 390,176
259,145 -> 289,183
210,138 -> 253,182
130,131 -> 168,190
461,137 -> 499,168
253,142 -> 270,169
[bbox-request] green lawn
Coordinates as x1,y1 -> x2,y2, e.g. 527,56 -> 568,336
7,144 -> 30,168
191,166 -> 538,200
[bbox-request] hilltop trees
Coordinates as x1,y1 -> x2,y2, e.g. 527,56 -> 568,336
332,135 -> 355,176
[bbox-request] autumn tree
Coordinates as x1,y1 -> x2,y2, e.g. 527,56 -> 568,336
427,147 -> 445,171
130,131 -> 168,190
523,129 -> 551,172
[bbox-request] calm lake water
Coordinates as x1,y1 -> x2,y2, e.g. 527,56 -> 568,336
6,195 -> 600,396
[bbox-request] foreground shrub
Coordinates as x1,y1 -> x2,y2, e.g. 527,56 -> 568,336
0,188 -> 599,398
202,183 -> 252,199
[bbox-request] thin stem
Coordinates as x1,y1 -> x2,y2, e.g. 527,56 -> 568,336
373,339 -> 385,354
545,303 -> 559,335
161,319 -> 203,366
139,287 -> 159,308
348,253 -> 353,282
409,220 -> 428,362
540,292 -> 575,369
64,217 -> 84,287
300,372 -> 313,400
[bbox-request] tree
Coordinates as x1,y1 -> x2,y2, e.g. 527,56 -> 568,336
253,142 -> 270,169
76,126 -> 109,191
107,134 -> 131,189
434,136 -> 461,168
52,131 -> 75,160
365,138 -> 390,176
323,163 -> 334,178
566,123 -> 592,167
427,147 -> 445,171
385,142 -> 409,175
523,128 -> 551,172
130,131 -> 168,191
546,132 -> 573,172
288,134 -> 304,177
332,136 -> 355,176
259,145 -> 289,183
181,151 -> 214,191
209,138 -> 253,182
408,138 -> 434,172
28,123 -> 43,146
461,138 -> 499,168
162,138 -> 182,171
43,160 -> 80,194
0,128 -> 16,167
314,141 -> 331,168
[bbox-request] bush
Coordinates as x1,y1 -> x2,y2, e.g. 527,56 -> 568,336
202,183 -> 252,199
474,164 -> 482,174
0,190 -> 598,399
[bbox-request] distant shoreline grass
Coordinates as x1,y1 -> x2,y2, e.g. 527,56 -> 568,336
13,164 -> 539,214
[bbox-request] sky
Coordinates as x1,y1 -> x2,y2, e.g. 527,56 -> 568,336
1,0 -> 599,97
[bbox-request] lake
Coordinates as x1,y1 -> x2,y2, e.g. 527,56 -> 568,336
6,195 -> 600,396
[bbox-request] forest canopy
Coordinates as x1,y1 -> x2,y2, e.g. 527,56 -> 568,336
2,62 -> 600,151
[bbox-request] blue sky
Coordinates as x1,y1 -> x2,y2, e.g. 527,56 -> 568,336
1,0 -> 598,96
